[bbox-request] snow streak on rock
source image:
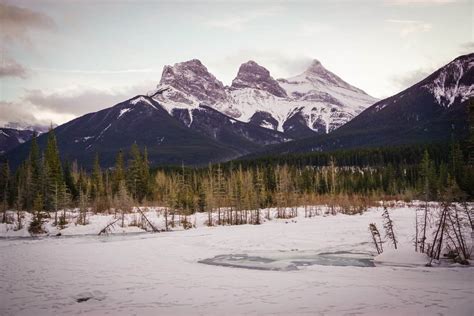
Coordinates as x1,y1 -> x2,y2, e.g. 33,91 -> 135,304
423,56 -> 474,107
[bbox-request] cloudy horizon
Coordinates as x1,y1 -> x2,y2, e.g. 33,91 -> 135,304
1,0 -> 472,128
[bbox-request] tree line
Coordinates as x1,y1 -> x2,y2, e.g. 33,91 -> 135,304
1,129 -> 473,229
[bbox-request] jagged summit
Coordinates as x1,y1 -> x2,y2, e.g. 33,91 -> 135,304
150,57 -> 377,136
158,59 -> 226,105
305,59 -> 323,73
230,61 -> 287,98
286,58 -> 363,93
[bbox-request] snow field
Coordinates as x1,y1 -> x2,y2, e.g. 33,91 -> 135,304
0,203 -> 472,315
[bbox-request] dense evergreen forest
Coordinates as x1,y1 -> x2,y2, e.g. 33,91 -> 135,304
0,129 -> 473,228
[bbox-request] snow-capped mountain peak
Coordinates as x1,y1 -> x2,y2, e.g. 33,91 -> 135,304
150,58 -> 378,137
282,59 -> 367,95
231,61 -> 287,98
158,59 -> 227,105
304,59 -> 325,75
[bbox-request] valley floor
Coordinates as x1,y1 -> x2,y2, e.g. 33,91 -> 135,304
0,204 -> 473,315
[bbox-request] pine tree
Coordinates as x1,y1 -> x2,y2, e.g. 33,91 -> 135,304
15,183 -> 24,230
43,129 -> 64,212
28,134 -> 42,210
0,162 -> 9,198
469,98 -> 474,166
449,142 -> 463,182
58,183 -> 71,228
112,150 -> 125,196
419,150 -> 437,200
91,153 -> 103,200
63,162 -> 78,202
142,147 -> 151,200
29,193 -> 45,234
127,143 -> 143,202
1,161 -> 10,223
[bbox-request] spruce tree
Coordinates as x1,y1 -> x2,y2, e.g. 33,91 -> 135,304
419,150 -> 437,200
1,161 -> 10,223
91,153 -> 103,202
63,162 -> 78,201
112,150 -> 125,196
43,129 -> 64,212
127,143 -> 143,202
142,147 -> 151,199
28,133 -> 41,209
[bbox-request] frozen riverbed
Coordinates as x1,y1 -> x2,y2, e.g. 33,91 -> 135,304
1,206 -> 473,315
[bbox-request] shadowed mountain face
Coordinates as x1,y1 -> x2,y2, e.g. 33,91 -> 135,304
247,53 -> 473,157
0,128 -> 35,155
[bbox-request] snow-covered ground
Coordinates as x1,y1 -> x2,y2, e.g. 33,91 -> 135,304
1,204 -> 473,315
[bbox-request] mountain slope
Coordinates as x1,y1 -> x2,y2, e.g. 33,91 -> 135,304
4,95 -> 288,168
249,53 -> 473,156
0,128 -> 34,155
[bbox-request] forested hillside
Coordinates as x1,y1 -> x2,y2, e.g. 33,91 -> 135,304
1,129 -> 472,230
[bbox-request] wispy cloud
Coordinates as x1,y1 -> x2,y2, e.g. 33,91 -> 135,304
0,81 -> 155,127
0,3 -> 56,81
0,55 -> 28,79
204,6 -> 283,31
390,67 -> 433,90
23,81 -> 154,116
0,2 -> 56,44
386,19 -> 432,37
31,67 -> 159,75
0,101 -> 53,129
209,50 -> 314,84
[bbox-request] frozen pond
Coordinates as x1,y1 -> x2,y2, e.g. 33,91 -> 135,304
199,250 -> 375,271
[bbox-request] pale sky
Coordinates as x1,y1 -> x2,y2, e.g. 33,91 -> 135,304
0,0 -> 472,128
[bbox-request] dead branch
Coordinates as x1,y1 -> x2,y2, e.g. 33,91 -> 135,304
137,208 -> 159,232
98,218 -> 119,236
